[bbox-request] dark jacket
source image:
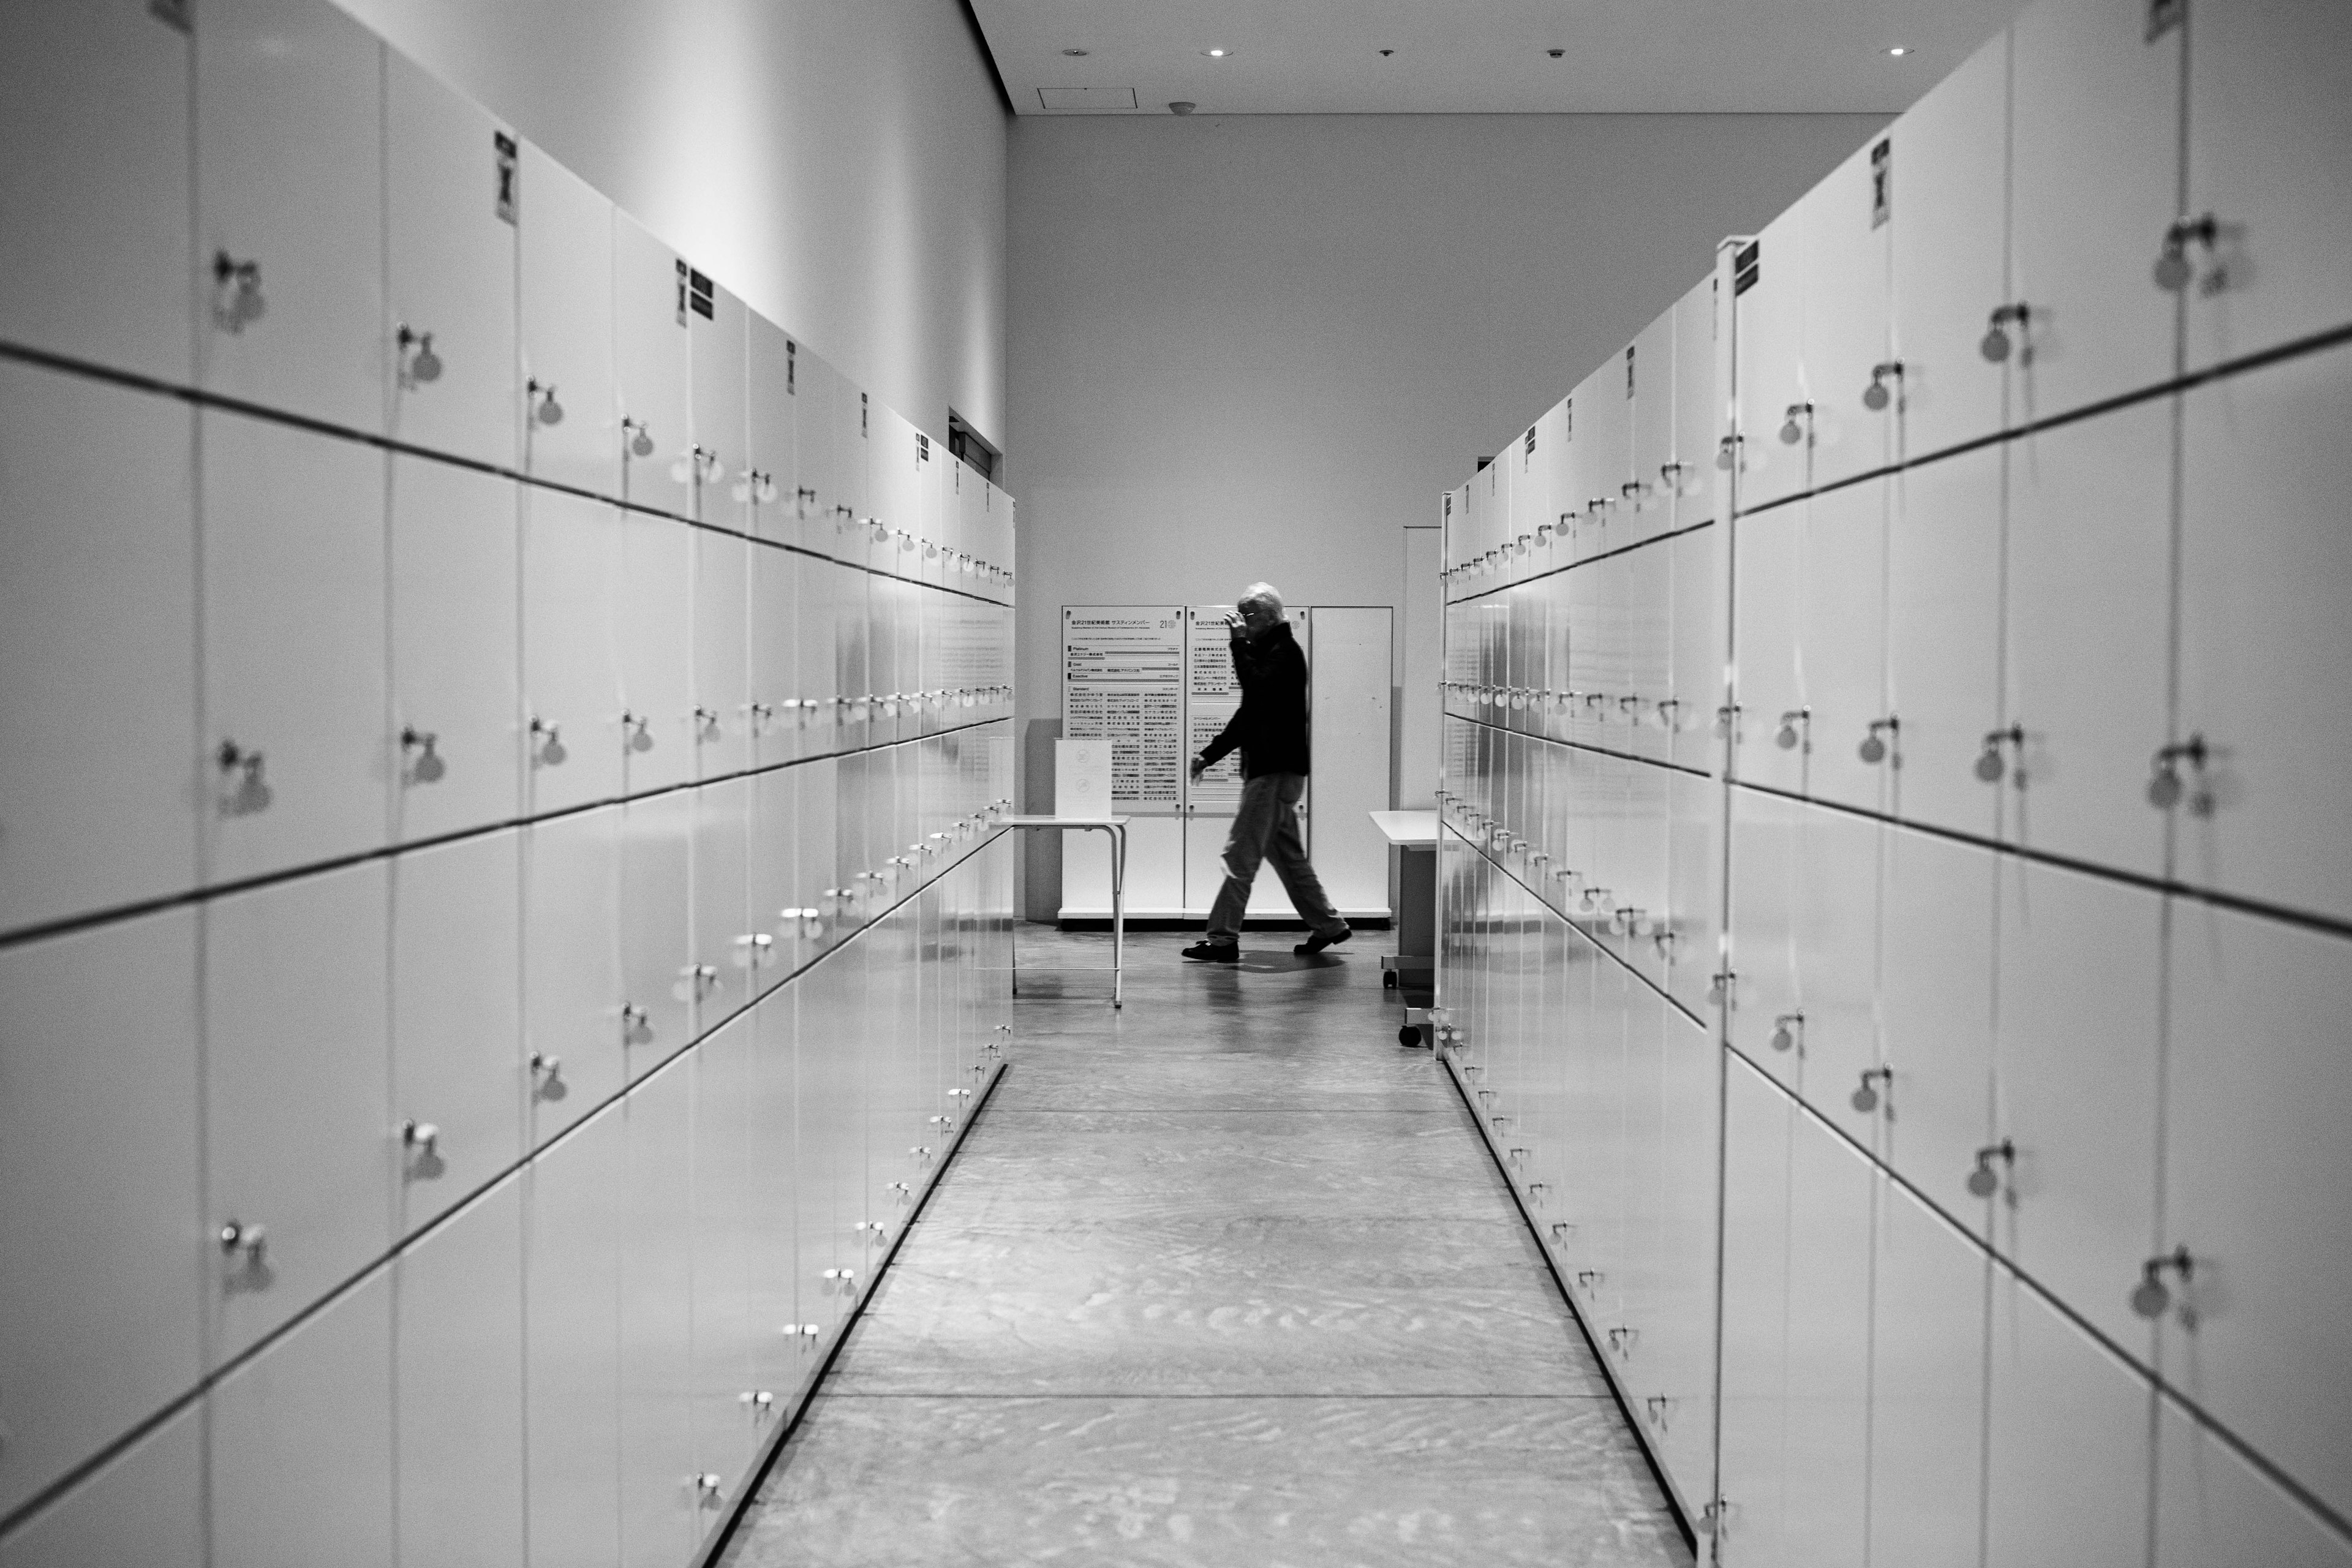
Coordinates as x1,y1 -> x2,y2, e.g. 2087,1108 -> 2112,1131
1197,620 -> 1310,778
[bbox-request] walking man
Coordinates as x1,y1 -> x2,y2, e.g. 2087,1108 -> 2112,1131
1182,584 -> 1354,962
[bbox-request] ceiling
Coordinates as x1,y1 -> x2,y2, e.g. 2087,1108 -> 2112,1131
970,0 -> 2018,116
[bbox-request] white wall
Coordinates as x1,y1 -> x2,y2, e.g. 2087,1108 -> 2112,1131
1005,110 -> 1885,910
338,0 -> 1010,448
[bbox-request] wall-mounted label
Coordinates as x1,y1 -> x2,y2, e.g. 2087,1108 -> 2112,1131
1525,426 -> 1537,456
916,432 -> 930,462
1626,344 -> 1636,398
687,267 -> 715,320
1734,240 -> 1762,296
1870,139 -> 1892,229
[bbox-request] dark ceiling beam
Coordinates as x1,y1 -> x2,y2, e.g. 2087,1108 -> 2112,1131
956,0 -> 1017,116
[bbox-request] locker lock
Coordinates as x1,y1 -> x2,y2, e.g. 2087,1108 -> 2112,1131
529,1054 -> 564,1093
400,1120 -> 441,1155
622,712 -> 655,753
1966,1139 -> 2016,1198
694,706 -> 723,741
620,1005 -> 653,1046
1578,886 -> 1610,914
734,467 -> 780,505
2153,214 -> 2219,293
741,1390 -> 776,1416
1715,434 -> 1741,472
1975,725 -> 2023,782
1575,1269 -> 1604,1295
733,932 -> 775,968
782,1323 -> 823,1341
695,1474 -> 725,1506
1778,403 -> 1813,445
1851,1066 -> 1893,1114
898,529 -> 919,553
217,1219 -> 267,1266
1980,303 -> 2032,363
210,251 -> 265,331
400,726 -> 445,784
869,519 -> 891,544
530,718 -> 567,766
796,486 -> 820,516
395,325 -> 443,385
1713,703 -> 1740,738
1651,927 -> 1679,959
1859,716 -> 1898,764
1622,478 -> 1650,505
622,417 -> 655,459
1861,361 -> 1904,412
2131,1246 -> 2194,1319
526,379 -> 565,426
1768,1012 -> 1803,1053
2146,735 -> 2208,810
1659,460 -> 1691,494
1610,907 -> 1649,937
215,740 -> 273,816
669,445 -> 724,486
1707,968 -> 1736,1006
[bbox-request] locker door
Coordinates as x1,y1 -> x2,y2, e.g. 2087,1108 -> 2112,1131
1800,137 -> 1894,494
0,1402 -> 201,1568
1789,802 -> 1881,1144
1645,1008 -> 1719,1508
745,995 -> 800,1399
692,527 -> 751,780
2175,343 -> 2352,926
1577,360 -> 1634,553
1888,29 -> 2012,462
2003,399 -> 2174,880
390,831 -> 522,1241
393,1178 -> 525,1568
747,769 -> 795,998
1611,989 -> 1668,1394
745,315 -> 796,548
1716,1057 -> 1793,1566
2007,0 -> 2184,425
1797,478 -> 1890,815
0,910 -> 201,1519
688,282 -> 747,528
617,511 -> 693,794
835,562 -> 872,755
2180,0 -> 2352,372
1627,313 -> 1677,545
794,759 -> 840,953
617,1057 -> 696,1567
0,366 -> 197,935
867,576 -> 899,748
204,863 -> 391,1363
1868,1176 -> 1989,1568
1732,203 -> 1809,513
1728,787 -> 1801,1099
1877,826 -> 1996,1238
1667,522 -> 1724,775
2154,1395 -> 2352,1568
695,776 -> 751,1035
1616,758 -> 1673,987
1985,1267 -> 2152,1568
619,791 -> 693,1076
201,412 -> 388,884
2162,903 -> 2352,1525
383,50 -> 517,470
208,1268 -> 394,1568
796,952 -> 862,1338
521,489 -> 624,815
1622,545 -> 1672,767
390,457 -> 520,844
748,544 -> 799,769
518,144 -> 616,499
524,1102 -> 624,1568
1668,276 -> 1719,530
1729,504 -> 1806,794
1310,606 -> 1394,916
1993,859 -> 2164,1357
612,213 -> 692,518
688,1017 -> 759,1498
0,0 -> 192,385
195,0 -> 384,434
794,556 -> 841,755
1778,1106 -> 1872,1568
522,806 -> 622,1147
837,386 -> 871,570
1662,771 -> 1719,1022
790,347 -> 840,557
1885,443 -> 2004,843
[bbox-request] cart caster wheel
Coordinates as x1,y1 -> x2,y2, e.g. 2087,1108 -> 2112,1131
1383,970 -> 1399,989
1398,1025 -> 1423,1047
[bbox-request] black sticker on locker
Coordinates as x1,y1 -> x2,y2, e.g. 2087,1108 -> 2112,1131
917,432 -> 930,462
1733,240 -> 1762,296
786,339 -> 797,392
494,132 -> 519,225
1525,427 -> 1537,456
1870,138 -> 1891,230
1626,344 -> 1636,398
688,268 -> 715,321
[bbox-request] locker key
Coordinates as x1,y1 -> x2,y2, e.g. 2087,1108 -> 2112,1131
1980,303 -> 2031,363
2152,214 -> 2218,293
2146,735 -> 2207,810
396,325 -> 443,385
898,529 -> 919,553
2131,1246 -> 2193,1319
1851,1066 -> 1893,1114
210,251 -> 265,331
1708,970 -> 1736,1006
696,1474 -> 725,1506
1768,1012 -> 1803,1053
1966,1139 -> 2015,1199
623,712 -> 655,753
1774,708 -> 1809,750
622,417 -> 655,459
215,740 -> 273,816
527,379 -> 564,426
1858,716 -> 1898,764
796,486 -> 820,518
217,1220 -> 269,1278
1861,361 -> 1904,412
400,726 -> 445,784
529,1054 -> 565,1098
526,717 -> 565,766
1975,725 -> 2022,782
694,706 -> 723,741
1779,403 -> 1812,445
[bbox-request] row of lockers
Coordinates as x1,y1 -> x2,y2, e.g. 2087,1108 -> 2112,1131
0,0 -> 1017,595
0,359 -> 1016,942
1439,838 -> 2350,1567
0,835 -> 1017,1566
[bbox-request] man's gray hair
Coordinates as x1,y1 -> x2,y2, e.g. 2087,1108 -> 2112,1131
1240,582 -> 1285,617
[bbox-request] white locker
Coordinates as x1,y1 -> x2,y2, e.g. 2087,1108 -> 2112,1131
0,366 -> 197,935
612,213 -> 692,517
688,280 -> 747,527
2155,1395 -> 2352,1568
1668,276 -> 1718,529
1308,607 -> 1394,916
517,143 -> 616,499
204,862 -> 391,1363
389,456 -> 520,844
1621,544 -> 1673,767
1985,1267 -> 2152,1568
521,489 -> 623,815
794,559 -> 844,755
0,0 -> 193,385
693,776 -> 752,1034
2180,0 -> 2352,372
2162,903 -> 2352,1525
1645,1008 -> 1720,1510
524,1102 -> 624,1568
389,831 -> 522,1240
692,527 -> 752,780
1627,312 -> 1677,546
790,347 -> 842,555
793,951 -> 862,1341
1992,858 -> 2163,1357
617,1057 -> 696,1568
867,405 -> 920,574
617,510 -> 695,794
2174,343 -> 2352,926
522,805 -> 622,1147
1868,1177 -> 1989,1568
1789,803 -> 1882,1146
1666,521 -> 1724,775
1730,503 -> 1806,794
1779,1107 -> 1874,1568
2007,0 -> 2184,426
746,771 -> 797,993
2003,399 -> 2174,880
1571,359 -> 1631,554
745,997 -> 801,1398
1885,443 -> 2004,843
745,316 -> 797,548
834,564 -> 872,755
618,791 -> 693,1074
195,0 -> 384,434
200,412 -> 388,884
748,546 -> 799,767
383,49 -> 516,470
392,1178 -> 525,1568
0,910 -> 201,1519
1877,827 -> 1997,1237
1888,28 -> 2012,462
1795,478 -> 1890,815
208,1267 -> 394,1568
1732,202 -> 1810,513
688,1016 -> 761,1496
794,760 -> 840,954
1799,136 -> 1894,493
1662,771 -> 1720,1022
835,384 -> 872,570
0,1402 -> 201,1568
1716,1057 -> 1794,1566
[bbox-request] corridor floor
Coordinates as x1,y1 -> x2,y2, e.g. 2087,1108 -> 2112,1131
719,925 -> 1692,1567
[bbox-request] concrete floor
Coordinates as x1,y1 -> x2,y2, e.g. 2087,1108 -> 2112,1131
720,925 -> 1692,1567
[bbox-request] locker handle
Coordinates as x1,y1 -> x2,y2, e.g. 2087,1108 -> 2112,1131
529,1053 -> 564,1093
400,1120 -> 440,1154
1859,716 -> 1898,764
1715,434 -> 1742,472
694,706 -> 723,741
1975,725 -> 2024,782
620,1005 -> 653,1046
1778,403 -> 1813,445
1967,1139 -> 2015,1198
1769,1012 -> 1803,1053
695,1474 -> 725,1505
210,251 -> 265,331
1707,970 -> 1736,1006
621,417 -> 655,459
733,467 -> 779,505
2153,214 -> 2218,293
1774,707 -> 1809,750
1981,303 -> 2031,364
1851,1066 -> 1893,1114
2147,735 -> 2208,810
526,379 -> 565,426
1861,361 -> 1904,412
621,713 -> 654,753
395,325 -> 442,386
217,1219 -> 267,1264
529,718 -> 567,766
2132,1246 -> 2193,1319
1578,886 -> 1610,914
215,740 -> 272,816
399,726 -> 445,784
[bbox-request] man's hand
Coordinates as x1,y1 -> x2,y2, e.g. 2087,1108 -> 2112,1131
1189,756 -> 1207,782
1223,611 -> 1245,639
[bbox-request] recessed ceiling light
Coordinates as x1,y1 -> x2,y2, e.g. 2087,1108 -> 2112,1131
1886,45 -> 1911,56
1202,48 -> 1229,58
1061,47 -> 1088,56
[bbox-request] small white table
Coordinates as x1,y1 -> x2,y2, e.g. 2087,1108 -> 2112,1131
998,815 -> 1129,1008
1370,810 -> 1440,1022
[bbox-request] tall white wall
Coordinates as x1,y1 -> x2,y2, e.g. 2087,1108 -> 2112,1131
337,0 -> 1011,449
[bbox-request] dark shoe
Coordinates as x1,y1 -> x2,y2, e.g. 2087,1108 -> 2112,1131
1295,925 -> 1352,955
1182,940 -> 1240,963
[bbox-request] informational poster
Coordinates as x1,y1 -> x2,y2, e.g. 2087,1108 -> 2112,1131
1062,607 -> 1185,810
1185,606 -> 1246,807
